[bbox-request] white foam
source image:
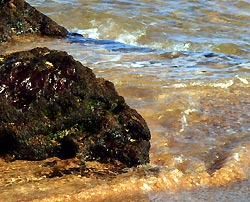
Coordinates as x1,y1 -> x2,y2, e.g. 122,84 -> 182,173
130,63 -> 144,68
75,28 -> 100,39
209,80 -> 234,88
172,80 -> 235,89
173,42 -> 191,51
116,30 -> 145,46
184,108 -> 198,115
52,0 -> 79,5
179,112 -> 188,133
233,153 -> 240,161
171,83 -> 187,88
235,75 -> 249,84
72,26 -> 145,47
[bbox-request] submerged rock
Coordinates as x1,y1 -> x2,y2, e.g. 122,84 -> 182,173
0,0 -> 68,42
0,47 -> 150,167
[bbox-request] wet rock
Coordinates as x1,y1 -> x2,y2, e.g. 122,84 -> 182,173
0,0 -> 68,42
0,47 -> 150,167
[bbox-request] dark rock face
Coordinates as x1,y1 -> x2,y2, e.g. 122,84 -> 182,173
0,0 -> 68,42
0,47 -> 150,166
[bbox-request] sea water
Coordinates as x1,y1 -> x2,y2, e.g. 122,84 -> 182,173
1,0 -> 250,201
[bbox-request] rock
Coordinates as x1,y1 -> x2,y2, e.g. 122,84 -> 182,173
0,47 -> 150,167
0,0 -> 68,42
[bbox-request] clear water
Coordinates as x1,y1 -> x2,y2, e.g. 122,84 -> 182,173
1,0 -> 250,201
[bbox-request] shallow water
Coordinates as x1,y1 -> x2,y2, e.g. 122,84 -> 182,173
1,0 -> 250,201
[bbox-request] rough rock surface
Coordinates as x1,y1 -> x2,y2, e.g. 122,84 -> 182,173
0,47 -> 150,167
0,0 -> 68,42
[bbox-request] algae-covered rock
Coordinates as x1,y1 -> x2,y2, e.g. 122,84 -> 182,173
0,47 -> 150,167
0,0 -> 68,42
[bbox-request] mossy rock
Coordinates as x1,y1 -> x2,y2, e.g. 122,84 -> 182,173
0,47 -> 150,167
0,0 -> 68,42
